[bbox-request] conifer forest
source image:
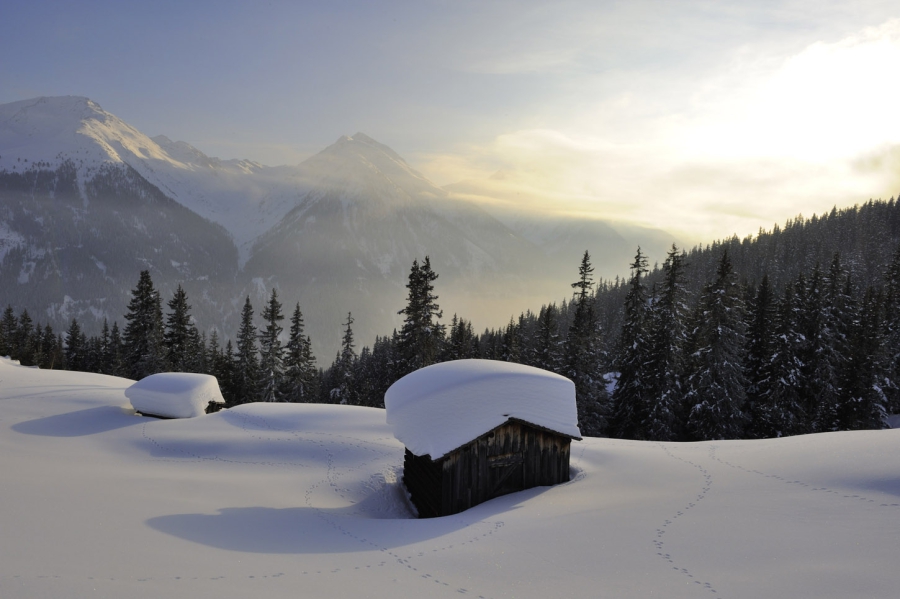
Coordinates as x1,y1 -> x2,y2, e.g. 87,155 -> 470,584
4,199 -> 900,441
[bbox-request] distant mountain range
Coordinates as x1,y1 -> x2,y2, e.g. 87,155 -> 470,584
0,96 -> 677,357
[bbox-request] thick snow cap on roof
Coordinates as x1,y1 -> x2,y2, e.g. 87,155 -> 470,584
385,359 -> 581,459
125,373 -> 225,419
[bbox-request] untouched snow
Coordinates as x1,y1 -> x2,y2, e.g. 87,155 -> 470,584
385,359 -> 581,459
125,373 -> 225,419
2,356 -> 900,599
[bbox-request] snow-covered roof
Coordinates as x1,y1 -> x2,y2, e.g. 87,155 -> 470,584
385,359 -> 581,459
125,373 -> 225,419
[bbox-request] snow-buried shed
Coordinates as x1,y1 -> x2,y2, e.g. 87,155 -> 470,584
126,373 -> 225,419
385,359 -> 582,518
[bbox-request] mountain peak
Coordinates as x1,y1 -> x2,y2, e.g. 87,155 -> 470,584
323,132 -> 408,169
0,95 -> 108,142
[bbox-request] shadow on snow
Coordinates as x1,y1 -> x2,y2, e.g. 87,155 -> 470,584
12,405 -> 141,437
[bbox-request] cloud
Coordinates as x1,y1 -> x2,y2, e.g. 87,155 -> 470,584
411,17 -> 900,245
682,18 -> 900,161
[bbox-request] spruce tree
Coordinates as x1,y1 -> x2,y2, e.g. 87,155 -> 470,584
64,318 -> 85,372
836,285 -> 888,430
644,245 -> 690,441
108,322 -> 124,376
258,289 -> 286,402
501,316 -> 522,362
233,296 -> 260,405
531,304 -> 564,373
363,335 -> 397,408
396,257 -> 445,376
217,340 -> 239,406
685,250 -> 747,441
611,248 -> 652,439
0,305 -> 13,357
744,276 -> 774,436
566,250 -> 607,436
98,320 -> 111,375
283,303 -> 318,403
122,270 -> 167,379
15,309 -> 35,366
882,243 -> 900,413
752,283 -> 806,437
330,312 -> 357,405
164,285 -> 199,372
206,329 -> 222,375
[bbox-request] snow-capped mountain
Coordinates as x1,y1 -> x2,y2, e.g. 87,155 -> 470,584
244,133 -> 548,352
0,96 -> 300,262
0,97 -> 544,355
0,96 -> 675,357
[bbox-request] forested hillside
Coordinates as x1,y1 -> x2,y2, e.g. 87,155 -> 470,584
3,198 -> 900,442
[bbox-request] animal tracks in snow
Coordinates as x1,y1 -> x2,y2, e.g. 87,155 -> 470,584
706,446 -> 900,509
139,408 -> 503,599
655,444 -> 722,596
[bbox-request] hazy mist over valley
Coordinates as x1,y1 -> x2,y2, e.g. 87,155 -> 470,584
0,96 -> 679,357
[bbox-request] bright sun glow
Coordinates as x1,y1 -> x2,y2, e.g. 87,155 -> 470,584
418,19 -> 900,245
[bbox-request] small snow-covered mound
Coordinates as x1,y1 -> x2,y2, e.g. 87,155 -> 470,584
385,359 -> 581,459
125,373 -> 225,419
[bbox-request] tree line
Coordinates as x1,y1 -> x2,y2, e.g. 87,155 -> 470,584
3,199 -> 900,440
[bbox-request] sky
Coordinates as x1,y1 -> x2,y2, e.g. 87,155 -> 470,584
3,0 -> 900,243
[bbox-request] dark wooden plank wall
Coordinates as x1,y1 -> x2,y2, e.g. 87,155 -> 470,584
404,420 -> 573,518
404,449 -> 444,518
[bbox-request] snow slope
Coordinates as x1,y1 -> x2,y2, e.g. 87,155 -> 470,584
2,360 -> 899,599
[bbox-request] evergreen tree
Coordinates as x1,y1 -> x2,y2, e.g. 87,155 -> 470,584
744,276 -> 774,436
122,270 -> 167,379
15,309 -> 35,366
283,303 -> 318,403
644,245 -> 690,441
530,304 -> 564,373
217,340 -> 239,406
43,329 -> 64,371
396,257 -> 445,376
233,296 -> 260,405
108,322 -> 124,376
30,323 -> 46,369
685,250 -> 747,440
98,319 -> 112,375
206,329 -> 222,375
882,243 -> 900,413
501,316 -> 523,362
445,315 -> 478,361
258,289 -> 286,402
752,283 -> 806,437
566,250 -> 607,436
611,248 -> 652,439
330,312 -> 357,404
164,284 -> 199,372
83,335 -> 102,373
361,335 -> 397,408
836,285 -> 888,430
64,318 -> 85,372
0,305 -> 13,357
795,264 -> 844,432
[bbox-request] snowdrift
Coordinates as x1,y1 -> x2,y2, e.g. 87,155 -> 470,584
3,357 -> 900,599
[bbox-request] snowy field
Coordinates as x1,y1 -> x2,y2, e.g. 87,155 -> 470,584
1,357 -> 899,599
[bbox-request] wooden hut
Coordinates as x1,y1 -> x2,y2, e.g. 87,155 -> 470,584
385,359 -> 582,518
